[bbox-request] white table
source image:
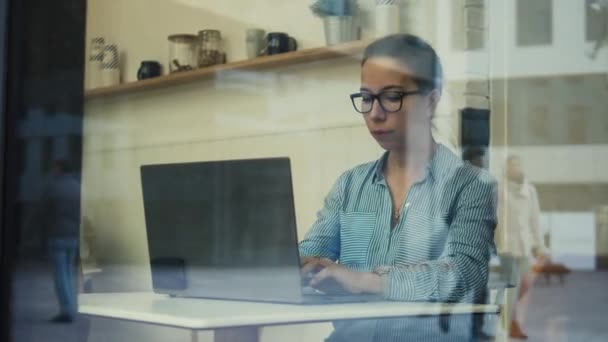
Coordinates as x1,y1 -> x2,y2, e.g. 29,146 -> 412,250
79,292 -> 500,342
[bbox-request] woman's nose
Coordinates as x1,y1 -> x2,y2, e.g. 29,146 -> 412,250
368,99 -> 386,121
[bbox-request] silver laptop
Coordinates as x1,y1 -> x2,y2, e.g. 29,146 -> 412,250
140,158 -> 382,304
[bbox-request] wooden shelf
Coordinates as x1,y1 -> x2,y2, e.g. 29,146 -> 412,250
85,40 -> 369,100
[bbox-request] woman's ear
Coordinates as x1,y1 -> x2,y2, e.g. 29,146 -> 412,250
422,89 -> 441,120
427,89 -> 441,112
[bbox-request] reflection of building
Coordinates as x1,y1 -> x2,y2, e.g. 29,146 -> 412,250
439,0 -> 608,271
403,0 -> 608,270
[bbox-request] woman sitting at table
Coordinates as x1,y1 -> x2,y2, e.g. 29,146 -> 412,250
299,34 -> 497,342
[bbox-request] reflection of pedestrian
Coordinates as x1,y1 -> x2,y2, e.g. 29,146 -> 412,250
495,155 -> 546,339
43,160 -> 80,323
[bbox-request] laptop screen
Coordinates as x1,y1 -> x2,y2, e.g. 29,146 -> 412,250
141,158 -> 301,293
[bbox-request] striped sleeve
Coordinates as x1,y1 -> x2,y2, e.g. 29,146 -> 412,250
384,176 -> 497,302
298,174 -> 345,261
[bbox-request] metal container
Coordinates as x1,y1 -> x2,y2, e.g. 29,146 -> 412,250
323,16 -> 356,46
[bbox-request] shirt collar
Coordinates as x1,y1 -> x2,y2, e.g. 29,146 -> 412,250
372,144 -> 444,185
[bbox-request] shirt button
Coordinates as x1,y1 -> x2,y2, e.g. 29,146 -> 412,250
404,202 -> 411,208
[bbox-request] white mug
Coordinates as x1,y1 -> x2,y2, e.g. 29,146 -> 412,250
87,37 -> 105,89
101,44 -> 119,70
246,29 -> 266,59
100,44 -> 120,87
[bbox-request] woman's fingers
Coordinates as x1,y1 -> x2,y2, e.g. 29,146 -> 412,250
301,259 -> 326,279
300,256 -> 318,266
317,258 -> 335,267
309,267 -> 331,287
300,259 -> 315,272
300,257 -> 335,277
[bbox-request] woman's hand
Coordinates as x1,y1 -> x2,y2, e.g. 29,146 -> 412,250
308,258 -> 383,295
300,256 -> 325,273
300,256 -> 331,288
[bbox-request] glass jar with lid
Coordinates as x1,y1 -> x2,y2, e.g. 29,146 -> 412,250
197,30 -> 225,67
168,34 -> 198,73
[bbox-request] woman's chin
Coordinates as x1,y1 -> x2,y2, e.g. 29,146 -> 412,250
374,139 -> 402,152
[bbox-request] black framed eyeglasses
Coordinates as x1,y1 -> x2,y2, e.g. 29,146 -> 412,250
349,90 -> 424,114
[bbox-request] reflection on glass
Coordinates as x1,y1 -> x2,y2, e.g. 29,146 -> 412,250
496,155 -> 547,339
5,1 -> 608,342
516,0 -> 553,46
43,160 -> 81,323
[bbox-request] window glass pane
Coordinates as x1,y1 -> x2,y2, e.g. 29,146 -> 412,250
4,1 -> 608,342
502,75 -> 608,145
586,0 -> 606,41
517,0 -> 553,46
452,0 -> 486,50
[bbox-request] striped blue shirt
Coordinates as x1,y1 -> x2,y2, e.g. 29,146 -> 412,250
299,144 -> 497,342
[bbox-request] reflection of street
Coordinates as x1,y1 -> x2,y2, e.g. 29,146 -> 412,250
12,261 -> 89,342
518,271 -> 608,341
11,260 -> 608,341
42,161 -> 81,323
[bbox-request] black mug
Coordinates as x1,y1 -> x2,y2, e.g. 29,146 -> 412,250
266,32 -> 297,55
137,61 -> 162,80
